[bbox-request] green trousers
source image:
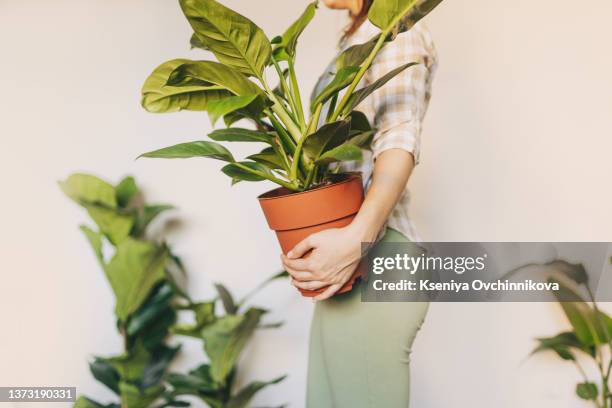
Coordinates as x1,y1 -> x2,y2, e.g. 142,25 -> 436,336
306,228 -> 429,408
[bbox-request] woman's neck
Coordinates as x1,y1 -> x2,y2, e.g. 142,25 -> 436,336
348,0 -> 364,17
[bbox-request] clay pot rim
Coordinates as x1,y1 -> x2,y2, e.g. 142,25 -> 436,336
257,172 -> 362,201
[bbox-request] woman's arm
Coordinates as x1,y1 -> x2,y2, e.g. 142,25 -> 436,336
282,24 -> 437,300
281,148 -> 415,301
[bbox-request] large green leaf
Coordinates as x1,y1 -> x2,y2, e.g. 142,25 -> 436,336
227,376 -> 286,408
272,1 -> 317,60
86,206 -> 134,245
118,382 -> 165,408
341,62 -> 419,116
105,239 -> 168,321
315,143 -> 362,165
173,301 -> 217,338
138,308 -> 177,350
247,147 -> 286,170
89,358 -> 120,395
80,225 -> 105,266
167,365 -> 222,407
369,0 -> 443,34
61,174 -> 134,244
550,278 -> 604,347
311,66 -> 359,112
139,141 -> 234,162
142,59 -> 231,113
302,120 -> 351,161
200,308 -> 266,384
192,302 -> 217,327
140,345 -> 180,389
576,382 -> 599,401
347,131 -> 375,150
597,310 -> 612,342
215,283 -> 237,315
207,94 -> 258,126
531,332 -> 585,360
180,0 -> 271,77
221,161 -> 272,183
126,283 -> 175,337
167,61 -> 263,97
336,36 -> 379,70
349,111 -> 372,132
60,173 -> 117,208
395,0 -> 445,34
208,128 -> 274,144
106,343 -> 151,382
167,364 -> 218,395
115,176 -> 139,208
190,32 -> 209,50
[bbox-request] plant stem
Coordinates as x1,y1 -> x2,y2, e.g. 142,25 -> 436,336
271,101 -> 302,142
289,141 -> 304,182
288,59 -> 306,130
234,162 -> 297,190
271,57 -> 301,128
329,32 -> 387,122
290,103 -> 322,183
326,93 -> 338,123
574,360 -> 590,382
307,103 -> 323,134
258,76 -> 303,143
604,358 -> 612,408
273,139 -> 292,172
266,110 -> 296,153
586,284 -> 612,407
304,165 -> 317,189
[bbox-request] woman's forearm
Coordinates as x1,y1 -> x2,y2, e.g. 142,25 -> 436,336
349,149 -> 415,242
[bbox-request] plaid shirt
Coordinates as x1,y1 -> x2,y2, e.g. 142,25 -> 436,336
314,20 -> 438,242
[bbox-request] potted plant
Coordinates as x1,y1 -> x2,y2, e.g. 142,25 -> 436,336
527,262 -> 611,407
61,173 -> 287,408
139,0 -> 443,296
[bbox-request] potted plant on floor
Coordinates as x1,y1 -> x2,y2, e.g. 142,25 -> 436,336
62,173 -> 287,408
523,261 -> 611,407
61,173 -> 188,407
139,0 -> 443,296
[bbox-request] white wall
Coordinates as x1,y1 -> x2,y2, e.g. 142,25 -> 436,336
0,0 -> 611,407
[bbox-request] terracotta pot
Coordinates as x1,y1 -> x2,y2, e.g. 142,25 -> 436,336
258,173 -> 365,297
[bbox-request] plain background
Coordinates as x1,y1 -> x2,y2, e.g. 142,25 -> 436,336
1,0 -> 611,407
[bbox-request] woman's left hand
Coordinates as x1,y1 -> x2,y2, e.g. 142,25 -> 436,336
281,224 -> 366,301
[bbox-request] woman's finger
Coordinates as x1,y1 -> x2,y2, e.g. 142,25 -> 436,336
287,235 -> 317,259
292,279 -> 328,291
314,283 -> 343,301
285,267 -> 316,281
281,254 -> 312,272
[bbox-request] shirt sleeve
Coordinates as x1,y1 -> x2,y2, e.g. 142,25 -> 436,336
365,23 -> 437,165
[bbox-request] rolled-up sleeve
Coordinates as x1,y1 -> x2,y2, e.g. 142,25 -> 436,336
366,24 -> 437,165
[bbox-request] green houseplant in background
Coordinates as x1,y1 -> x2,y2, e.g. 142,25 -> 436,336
61,174 -> 285,408
522,261 -> 612,408
140,0 -> 443,190
61,173 -> 186,408
166,279 -> 286,408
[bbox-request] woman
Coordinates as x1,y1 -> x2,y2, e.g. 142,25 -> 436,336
281,0 -> 438,406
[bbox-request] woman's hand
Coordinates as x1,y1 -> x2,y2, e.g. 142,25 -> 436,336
282,149 -> 415,301
281,223 -> 367,301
